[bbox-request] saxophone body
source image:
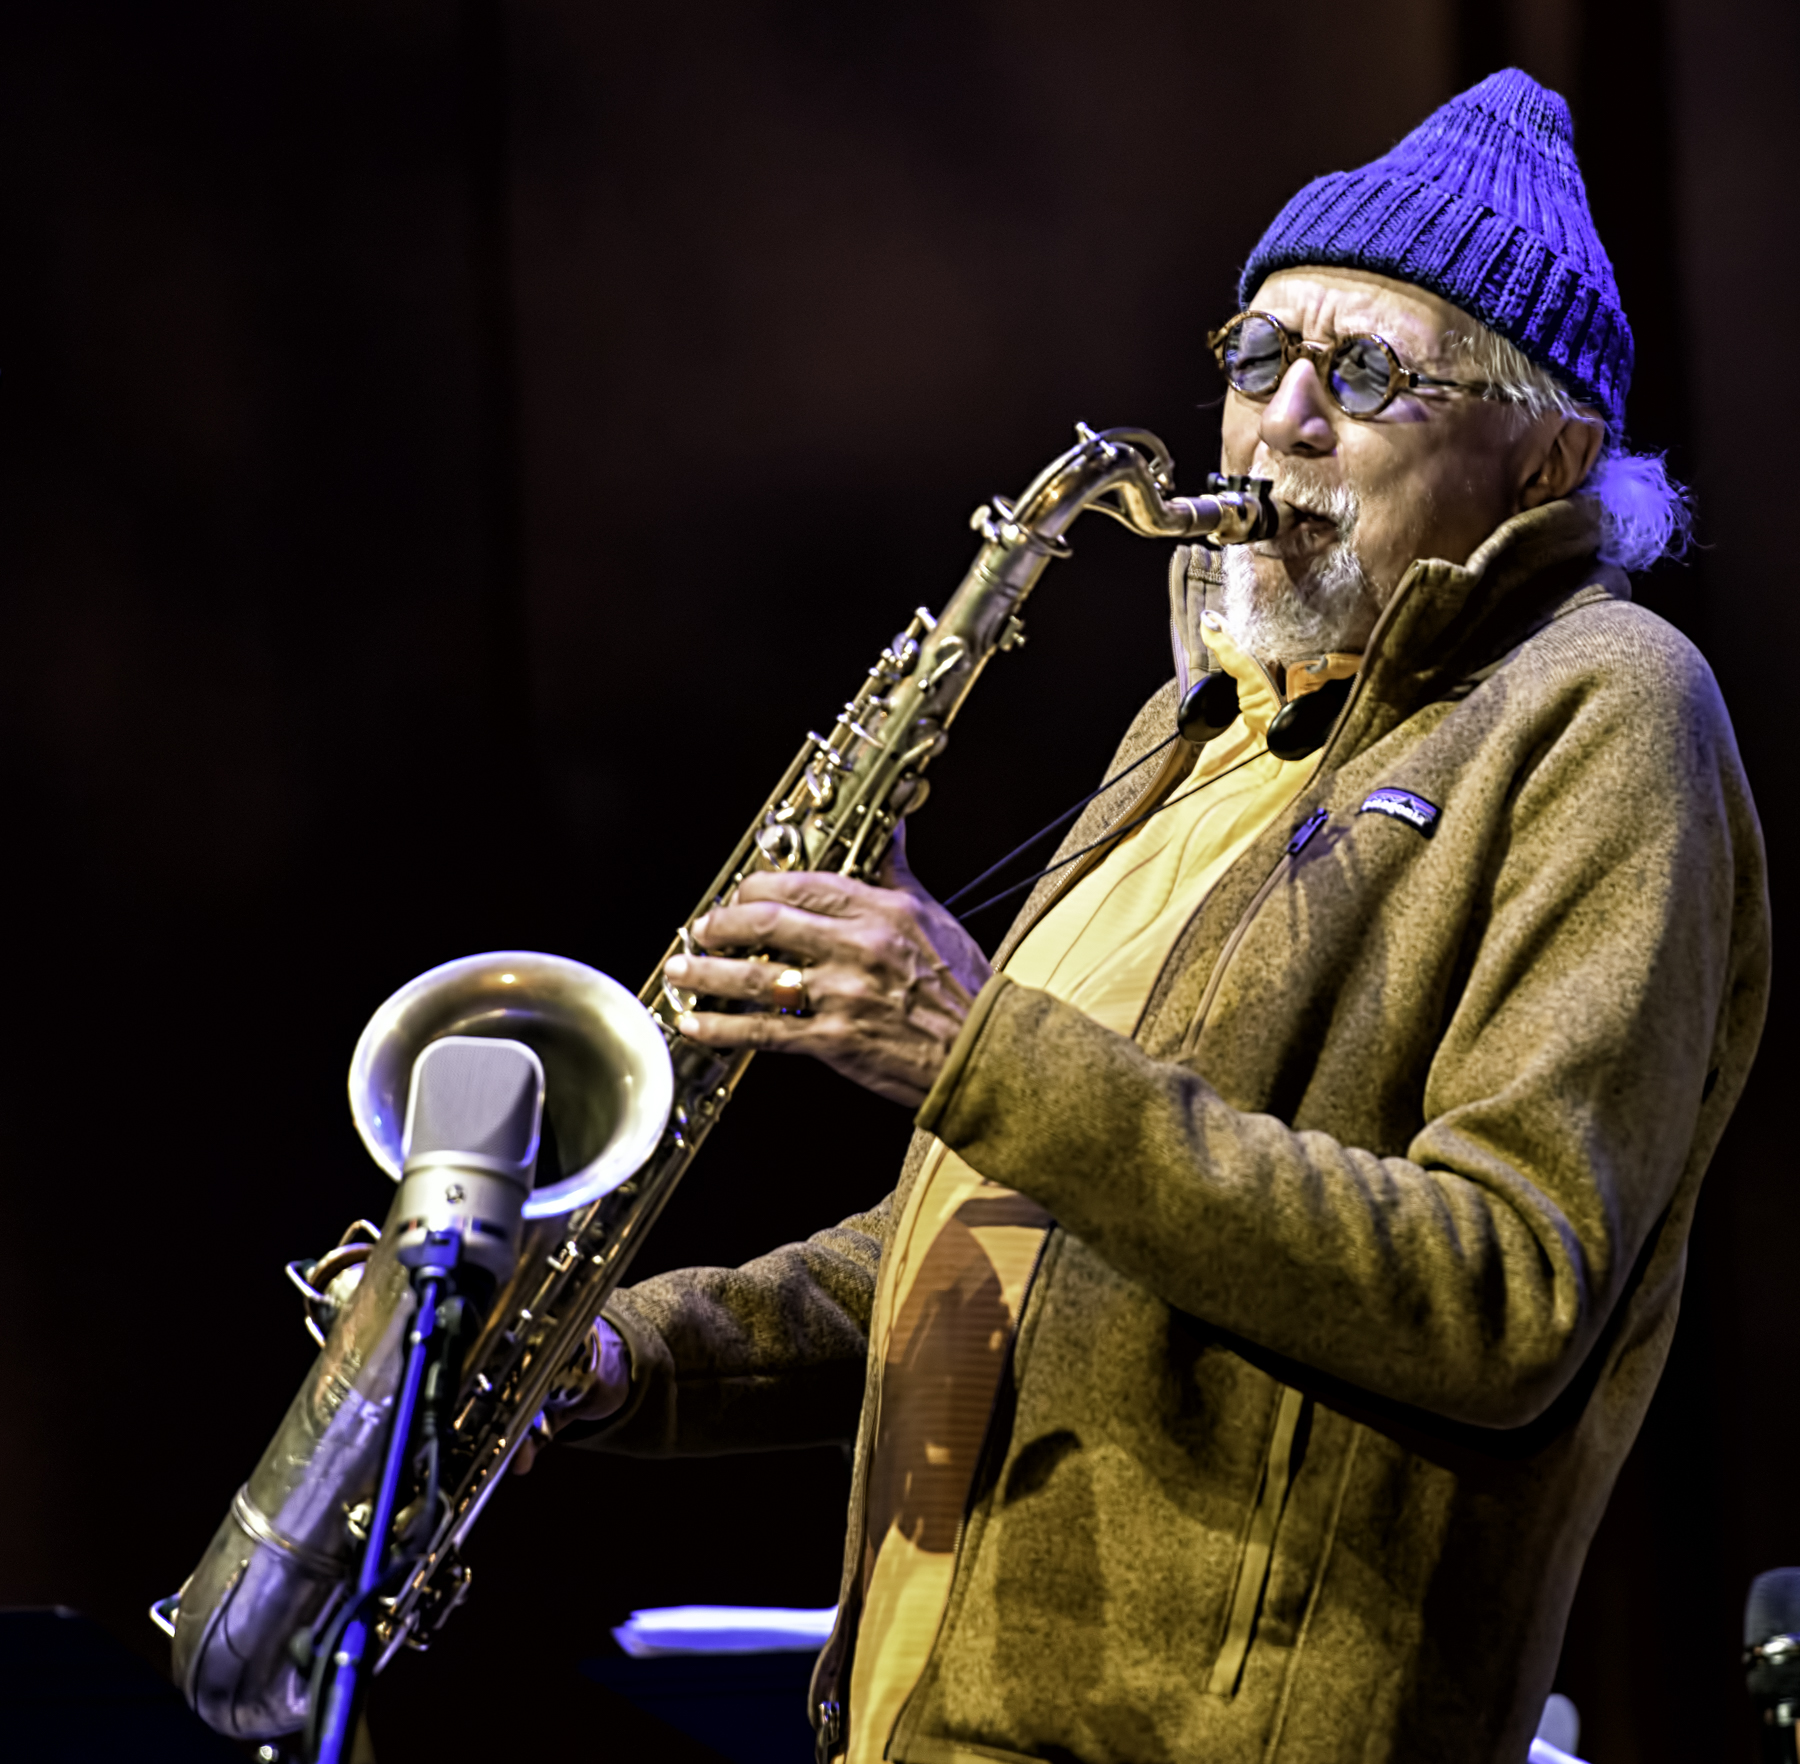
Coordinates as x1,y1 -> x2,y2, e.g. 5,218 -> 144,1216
164,426 -> 1279,1739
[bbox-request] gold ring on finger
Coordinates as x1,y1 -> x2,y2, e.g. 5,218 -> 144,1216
769,966 -> 811,1016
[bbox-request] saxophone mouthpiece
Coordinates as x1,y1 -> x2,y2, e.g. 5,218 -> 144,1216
1202,473 -> 1283,544
1265,499 -> 1302,538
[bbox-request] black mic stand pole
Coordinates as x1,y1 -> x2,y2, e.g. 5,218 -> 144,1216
307,1240 -> 458,1764
292,1032 -> 544,1763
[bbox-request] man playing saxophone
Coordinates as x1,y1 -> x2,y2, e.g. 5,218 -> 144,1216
530,71 -> 1770,1764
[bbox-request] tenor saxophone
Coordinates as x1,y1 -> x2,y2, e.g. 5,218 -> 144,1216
161,425 -> 1279,1740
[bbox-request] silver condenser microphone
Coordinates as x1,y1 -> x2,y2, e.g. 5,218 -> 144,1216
391,1036 -> 545,1279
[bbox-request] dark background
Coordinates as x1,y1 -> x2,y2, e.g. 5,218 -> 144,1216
0,2 -> 1794,1760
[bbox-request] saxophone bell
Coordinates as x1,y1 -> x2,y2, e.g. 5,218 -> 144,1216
164,953 -> 672,1740
348,951 -> 674,1222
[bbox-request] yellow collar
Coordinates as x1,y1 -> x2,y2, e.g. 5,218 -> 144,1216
1201,615 -> 1362,740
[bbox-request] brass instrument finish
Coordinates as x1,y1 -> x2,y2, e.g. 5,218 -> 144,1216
165,426 -> 1277,1739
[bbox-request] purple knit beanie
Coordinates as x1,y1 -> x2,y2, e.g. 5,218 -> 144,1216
1237,69 -> 1632,434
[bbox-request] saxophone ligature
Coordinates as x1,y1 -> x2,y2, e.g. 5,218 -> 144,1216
159,425 -> 1281,1744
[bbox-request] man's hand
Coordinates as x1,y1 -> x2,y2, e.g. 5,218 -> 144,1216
664,827 -> 993,1108
511,1318 -> 631,1475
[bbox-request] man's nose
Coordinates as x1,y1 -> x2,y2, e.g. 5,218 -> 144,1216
1259,359 -> 1337,457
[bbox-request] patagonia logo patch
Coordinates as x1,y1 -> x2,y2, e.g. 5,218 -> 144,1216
1359,788 -> 1440,836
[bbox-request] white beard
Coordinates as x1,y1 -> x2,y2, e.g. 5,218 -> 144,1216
1216,480 -> 1380,665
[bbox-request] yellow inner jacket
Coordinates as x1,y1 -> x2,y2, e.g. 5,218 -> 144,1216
846,632 -> 1358,1761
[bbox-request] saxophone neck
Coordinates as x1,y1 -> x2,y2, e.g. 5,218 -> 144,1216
985,425 -> 1285,557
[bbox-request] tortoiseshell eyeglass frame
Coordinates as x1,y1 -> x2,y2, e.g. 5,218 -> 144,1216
1207,310 -> 1494,418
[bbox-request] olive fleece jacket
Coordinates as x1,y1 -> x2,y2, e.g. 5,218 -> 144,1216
586,498 -> 1770,1764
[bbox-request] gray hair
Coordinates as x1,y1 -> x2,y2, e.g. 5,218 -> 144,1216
1446,324 -> 1693,573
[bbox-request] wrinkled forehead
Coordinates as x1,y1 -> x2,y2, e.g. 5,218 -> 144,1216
1242,266 -> 1475,364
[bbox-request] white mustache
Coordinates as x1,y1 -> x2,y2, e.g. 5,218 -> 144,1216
1256,471 -> 1360,536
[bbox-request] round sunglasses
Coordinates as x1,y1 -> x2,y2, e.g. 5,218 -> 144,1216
1208,311 -> 1491,418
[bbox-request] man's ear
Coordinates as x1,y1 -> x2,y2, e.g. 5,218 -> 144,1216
1517,414 -> 1605,511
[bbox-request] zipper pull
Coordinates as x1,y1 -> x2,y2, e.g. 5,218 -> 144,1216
1286,806 -> 1329,856
815,1699 -> 844,1761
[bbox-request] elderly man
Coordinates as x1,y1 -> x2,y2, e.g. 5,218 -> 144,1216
542,70 -> 1769,1764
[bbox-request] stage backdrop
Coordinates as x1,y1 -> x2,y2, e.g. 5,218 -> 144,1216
0,3 -> 1794,1759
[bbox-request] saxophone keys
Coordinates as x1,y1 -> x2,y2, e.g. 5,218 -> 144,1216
754,821 -> 807,869
890,776 -> 930,817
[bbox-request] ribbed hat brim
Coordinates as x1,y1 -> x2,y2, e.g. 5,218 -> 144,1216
1240,168 -> 1632,428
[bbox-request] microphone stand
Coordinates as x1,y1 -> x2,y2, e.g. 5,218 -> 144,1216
1750,1632 -> 1800,1763
305,1241 -> 459,1764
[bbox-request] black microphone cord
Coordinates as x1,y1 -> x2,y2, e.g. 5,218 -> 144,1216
947,740 -> 1272,924
941,732 -> 1180,912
